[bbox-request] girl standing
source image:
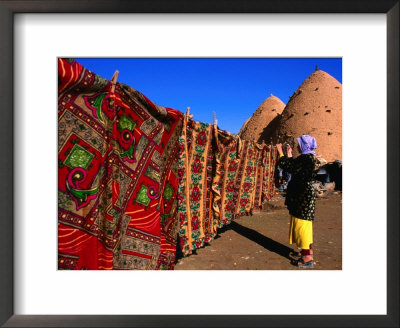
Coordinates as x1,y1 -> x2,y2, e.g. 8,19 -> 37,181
276,135 -> 317,268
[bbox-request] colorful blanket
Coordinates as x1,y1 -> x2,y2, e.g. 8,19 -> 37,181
177,119 -> 219,255
177,131 -> 280,256
234,140 -> 258,216
213,130 -> 239,227
262,145 -> 279,202
251,143 -> 265,209
58,58 -> 183,270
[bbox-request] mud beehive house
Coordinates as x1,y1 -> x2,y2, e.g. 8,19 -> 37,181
239,95 -> 285,142
264,69 -> 342,162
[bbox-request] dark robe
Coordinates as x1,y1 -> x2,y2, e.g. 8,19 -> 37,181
278,154 -> 316,221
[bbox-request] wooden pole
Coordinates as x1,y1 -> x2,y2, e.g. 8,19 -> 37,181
110,70 -> 119,93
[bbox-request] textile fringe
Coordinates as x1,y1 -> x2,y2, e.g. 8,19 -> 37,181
211,123 -> 222,236
182,114 -> 193,249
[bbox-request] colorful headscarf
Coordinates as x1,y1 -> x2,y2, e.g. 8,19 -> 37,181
297,135 -> 317,156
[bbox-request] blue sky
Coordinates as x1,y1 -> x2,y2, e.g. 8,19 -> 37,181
75,58 -> 342,134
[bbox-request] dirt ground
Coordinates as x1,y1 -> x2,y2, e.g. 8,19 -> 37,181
175,192 -> 342,270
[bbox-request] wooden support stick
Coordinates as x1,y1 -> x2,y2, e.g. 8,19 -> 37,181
111,70 -> 119,93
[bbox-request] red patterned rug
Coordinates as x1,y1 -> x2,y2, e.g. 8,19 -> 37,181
58,59 -> 183,270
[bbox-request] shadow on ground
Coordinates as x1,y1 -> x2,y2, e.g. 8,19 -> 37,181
229,221 -> 295,260
175,220 -> 295,262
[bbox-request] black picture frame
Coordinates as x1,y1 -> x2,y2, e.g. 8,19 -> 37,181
1,1 -> 398,327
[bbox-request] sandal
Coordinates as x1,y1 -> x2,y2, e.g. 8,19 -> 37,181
291,258 -> 314,268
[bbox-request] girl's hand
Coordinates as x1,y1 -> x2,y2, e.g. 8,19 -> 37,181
286,144 -> 293,158
276,144 -> 283,156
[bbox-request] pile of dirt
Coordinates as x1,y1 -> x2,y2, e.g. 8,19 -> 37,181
239,94 -> 285,141
261,69 -> 342,162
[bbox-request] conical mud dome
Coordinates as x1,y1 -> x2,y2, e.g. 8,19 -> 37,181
266,69 -> 342,162
239,95 -> 285,141
238,117 -> 251,136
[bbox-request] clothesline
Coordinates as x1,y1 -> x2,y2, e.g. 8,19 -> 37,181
107,69 -> 279,147
57,58 -> 279,270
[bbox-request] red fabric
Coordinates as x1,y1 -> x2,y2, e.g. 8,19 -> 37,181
58,58 -> 183,270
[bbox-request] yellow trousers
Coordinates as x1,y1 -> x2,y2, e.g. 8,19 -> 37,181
289,216 -> 313,249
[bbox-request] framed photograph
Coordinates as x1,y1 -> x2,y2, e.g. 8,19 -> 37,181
1,1 -> 398,327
